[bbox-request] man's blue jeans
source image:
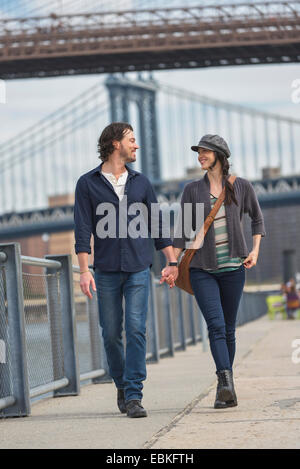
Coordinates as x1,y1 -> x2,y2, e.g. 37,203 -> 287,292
94,267 -> 150,402
190,265 -> 245,372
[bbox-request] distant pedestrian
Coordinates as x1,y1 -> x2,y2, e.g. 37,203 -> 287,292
285,278 -> 300,320
160,134 -> 266,409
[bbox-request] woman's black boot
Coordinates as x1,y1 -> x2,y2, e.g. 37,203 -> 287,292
214,370 -> 235,406
226,370 -> 238,407
214,388 -> 228,409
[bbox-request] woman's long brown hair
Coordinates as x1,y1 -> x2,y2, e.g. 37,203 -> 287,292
215,151 -> 238,206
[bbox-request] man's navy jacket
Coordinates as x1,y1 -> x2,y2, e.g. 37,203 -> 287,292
74,163 -> 172,272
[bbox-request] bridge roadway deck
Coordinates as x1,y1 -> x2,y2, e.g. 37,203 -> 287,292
0,316 -> 299,449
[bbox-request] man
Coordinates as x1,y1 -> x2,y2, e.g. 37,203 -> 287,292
74,122 -> 177,418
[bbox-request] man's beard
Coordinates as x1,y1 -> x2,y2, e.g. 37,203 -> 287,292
120,144 -> 135,162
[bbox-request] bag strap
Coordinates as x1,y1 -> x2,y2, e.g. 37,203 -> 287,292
190,174 -> 236,250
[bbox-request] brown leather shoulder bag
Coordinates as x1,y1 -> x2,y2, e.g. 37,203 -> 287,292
175,175 -> 236,295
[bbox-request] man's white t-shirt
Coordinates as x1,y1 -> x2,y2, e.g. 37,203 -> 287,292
101,170 -> 128,201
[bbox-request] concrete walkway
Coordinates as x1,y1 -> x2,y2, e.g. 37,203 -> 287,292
0,315 -> 299,449
147,316 -> 300,450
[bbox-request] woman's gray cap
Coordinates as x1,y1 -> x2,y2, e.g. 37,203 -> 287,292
191,134 -> 231,158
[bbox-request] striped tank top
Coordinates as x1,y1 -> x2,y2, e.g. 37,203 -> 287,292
206,194 -> 243,273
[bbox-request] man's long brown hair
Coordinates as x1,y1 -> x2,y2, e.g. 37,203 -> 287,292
97,122 -> 133,161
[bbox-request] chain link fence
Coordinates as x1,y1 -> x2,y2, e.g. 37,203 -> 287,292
22,269 -> 64,390
148,280 -> 206,360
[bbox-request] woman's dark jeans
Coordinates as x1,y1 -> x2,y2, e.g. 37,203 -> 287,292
190,265 -> 245,372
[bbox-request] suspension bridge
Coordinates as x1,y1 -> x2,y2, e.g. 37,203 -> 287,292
0,1 -> 300,78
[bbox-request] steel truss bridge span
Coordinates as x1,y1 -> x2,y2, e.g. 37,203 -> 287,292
1,1 -> 300,79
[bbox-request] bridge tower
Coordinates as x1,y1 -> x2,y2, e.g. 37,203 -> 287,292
105,74 -> 161,183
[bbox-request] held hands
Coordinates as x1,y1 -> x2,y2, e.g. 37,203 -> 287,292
159,266 -> 179,288
243,250 -> 258,269
80,271 -> 96,299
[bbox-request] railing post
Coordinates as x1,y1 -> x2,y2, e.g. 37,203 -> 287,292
46,254 -> 80,396
0,261 -> 10,402
163,283 -> 175,357
148,274 -> 160,362
176,288 -> 186,350
0,243 -> 30,417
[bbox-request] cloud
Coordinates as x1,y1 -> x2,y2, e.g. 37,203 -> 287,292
155,64 -> 300,120
0,74 -> 103,142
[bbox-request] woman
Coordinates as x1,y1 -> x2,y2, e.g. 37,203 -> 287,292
161,134 -> 266,409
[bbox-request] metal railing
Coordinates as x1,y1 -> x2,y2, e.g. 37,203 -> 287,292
0,243 -> 108,417
0,242 -> 267,417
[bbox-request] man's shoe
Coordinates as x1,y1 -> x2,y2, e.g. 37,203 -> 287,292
117,389 -> 127,414
215,369 -> 235,403
126,400 -> 147,418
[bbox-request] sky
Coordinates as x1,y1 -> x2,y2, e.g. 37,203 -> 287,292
1,63 -> 299,144
0,0 -> 295,16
